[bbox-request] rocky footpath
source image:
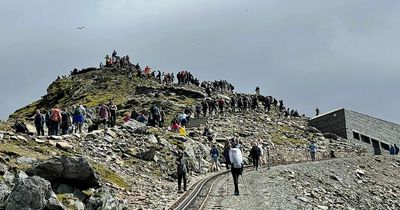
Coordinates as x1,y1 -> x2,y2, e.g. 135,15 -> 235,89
210,155 -> 400,210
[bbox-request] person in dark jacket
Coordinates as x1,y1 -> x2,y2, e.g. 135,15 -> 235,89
250,142 -> 261,170
389,145 -> 396,155
34,109 -> 45,136
176,151 -> 189,193
394,144 -> 399,155
223,140 -> 231,170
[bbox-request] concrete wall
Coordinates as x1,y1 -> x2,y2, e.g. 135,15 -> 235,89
344,109 -> 400,148
309,108 -> 400,154
309,109 -> 347,138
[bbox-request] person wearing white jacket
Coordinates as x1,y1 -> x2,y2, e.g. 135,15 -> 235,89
229,145 -> 243,196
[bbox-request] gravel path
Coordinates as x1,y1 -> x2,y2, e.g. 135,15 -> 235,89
204,155 -> 400,210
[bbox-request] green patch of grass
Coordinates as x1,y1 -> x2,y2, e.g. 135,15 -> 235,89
271,132 -> 306,145
92,162 -> 130,189
0,143 -> 46,159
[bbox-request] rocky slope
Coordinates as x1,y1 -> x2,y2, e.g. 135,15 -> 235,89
0,65 -> 370,209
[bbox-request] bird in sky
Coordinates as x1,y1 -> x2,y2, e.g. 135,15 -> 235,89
76,26 -> 85,30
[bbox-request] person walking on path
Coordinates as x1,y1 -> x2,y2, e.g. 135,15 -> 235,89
176,151 -> 189,193
229,144 -> 243,196
309,141 -> 317,161
210,145 -> 220,172
250,142 -> 261,170
223,140 -> 231,170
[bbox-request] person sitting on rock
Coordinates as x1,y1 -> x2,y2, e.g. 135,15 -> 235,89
178,113 -> 188,127
123,112 -> 131,123
171,119 -> 181,132
176,150 -> 189,193
13,120 -> 29,134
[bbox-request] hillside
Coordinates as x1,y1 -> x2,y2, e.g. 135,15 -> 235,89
0,63 -> 369,209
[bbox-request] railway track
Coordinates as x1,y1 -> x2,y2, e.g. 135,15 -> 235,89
169,156 -> 332,210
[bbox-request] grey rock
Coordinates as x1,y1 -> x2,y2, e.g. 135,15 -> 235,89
323,133 -> 339,140
16,156 -> 37,165
0,183 -> 11,209
122,120 -> 148,134
26,156 -> 100,190
136,147 -> 156,161
306,127 -> 320,133
5,176 -> 65,210
86,188 -> 126,210
0,163 -> 7,175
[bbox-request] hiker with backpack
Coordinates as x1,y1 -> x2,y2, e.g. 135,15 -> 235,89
229,142 -> 243,196
34,109 -> 45,136
73,105 -> 86,133
176,150 -> 189,193
149,104 -> 161,127
210,145 -> 220,172
50,105 -> 62,136
99,103 -> 110,127
250,142 -> 262,170
309,141 -> 317,161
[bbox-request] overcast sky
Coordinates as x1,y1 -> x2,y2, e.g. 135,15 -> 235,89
1,0 -> 400,123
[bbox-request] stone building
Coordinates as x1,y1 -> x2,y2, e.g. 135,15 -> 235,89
309,108 -> 400,155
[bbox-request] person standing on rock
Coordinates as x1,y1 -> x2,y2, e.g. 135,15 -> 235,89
255,86 -> 260,96
99,103 -> 110,127
176,151 -> 189,193
34,109 -> 45,136
108,100 -> 118,127
73,105 -> 86,133
309,141 -> 317,161
250,142 -> 261,170
229,143 -> 243,196
315,107 -> 320,116
50,105 -> 62,136
60,108 -> 71,135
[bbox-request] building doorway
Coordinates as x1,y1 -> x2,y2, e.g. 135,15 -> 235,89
371,139 -> 381,155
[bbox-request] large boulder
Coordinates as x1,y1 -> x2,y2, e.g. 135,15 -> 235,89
5,176 -> 65,210
122,120 -> 148,134
26,156 -> 100,190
